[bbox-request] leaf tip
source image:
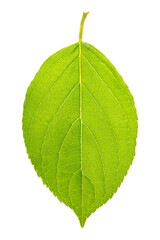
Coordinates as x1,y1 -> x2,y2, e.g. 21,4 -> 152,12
78,215 -> 87,228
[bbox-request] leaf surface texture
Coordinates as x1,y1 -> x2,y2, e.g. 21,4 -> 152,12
23,41 -> 138,227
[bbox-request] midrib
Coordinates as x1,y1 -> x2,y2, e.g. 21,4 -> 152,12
79,41 -> 83,223
78,11 -> 89,227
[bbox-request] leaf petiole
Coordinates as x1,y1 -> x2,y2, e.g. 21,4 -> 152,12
79,11 -> 89,43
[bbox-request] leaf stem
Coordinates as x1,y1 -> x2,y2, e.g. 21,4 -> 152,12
79,12 -> 89,43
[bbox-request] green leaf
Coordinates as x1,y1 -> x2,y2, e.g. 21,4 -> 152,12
22,12 -> 138,227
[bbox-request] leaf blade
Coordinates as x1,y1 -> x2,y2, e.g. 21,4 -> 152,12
23,41 -> 138,227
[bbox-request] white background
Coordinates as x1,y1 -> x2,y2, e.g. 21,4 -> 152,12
0,0 -> 160,239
